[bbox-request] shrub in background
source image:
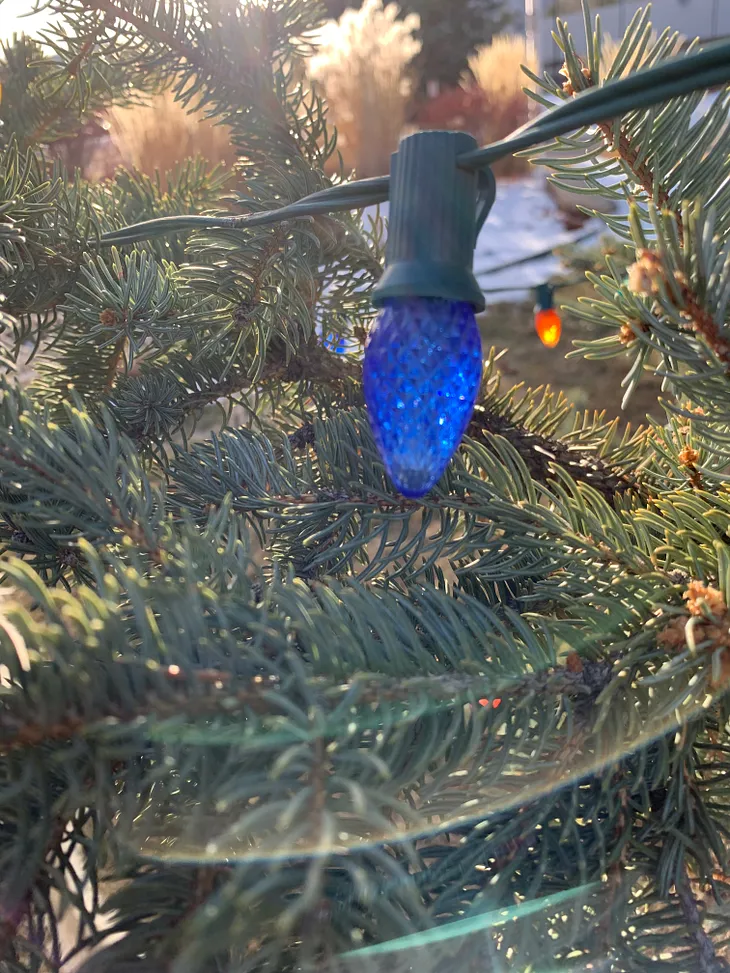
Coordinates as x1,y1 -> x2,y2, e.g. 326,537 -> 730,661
406,0 -> 513,89
323,0 -> 513,90
412,33 -> 537,178
411,84 -> 489,136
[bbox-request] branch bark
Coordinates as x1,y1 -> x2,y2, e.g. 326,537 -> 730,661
677,868 -> 729,973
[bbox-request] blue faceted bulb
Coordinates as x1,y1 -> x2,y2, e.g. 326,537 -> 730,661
363,297 -> 482,498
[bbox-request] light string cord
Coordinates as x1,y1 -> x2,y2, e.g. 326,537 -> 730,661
100,39 -> 730,247
475,228 -> 600,285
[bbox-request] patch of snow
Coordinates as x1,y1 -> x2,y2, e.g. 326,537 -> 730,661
472,173 -> 606,304
691,89 -> 721,125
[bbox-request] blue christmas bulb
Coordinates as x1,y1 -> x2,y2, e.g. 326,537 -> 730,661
363,296 -> 482,498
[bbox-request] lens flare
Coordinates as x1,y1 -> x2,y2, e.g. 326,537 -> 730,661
120,640 -> 726,865
332,881 -> 611,973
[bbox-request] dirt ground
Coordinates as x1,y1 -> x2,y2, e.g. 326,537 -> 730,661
477,284 -> 665,430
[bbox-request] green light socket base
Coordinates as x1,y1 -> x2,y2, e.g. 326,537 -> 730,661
372,130 -> 488,313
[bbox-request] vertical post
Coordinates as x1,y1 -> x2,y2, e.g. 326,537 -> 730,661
525,0 -> 542,122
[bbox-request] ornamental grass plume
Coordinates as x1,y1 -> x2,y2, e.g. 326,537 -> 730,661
466,34 -> 538,173
104,87 -> 238,179
308,0 -> 421,177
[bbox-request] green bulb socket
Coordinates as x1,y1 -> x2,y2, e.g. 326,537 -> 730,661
534,283 -> 555,311
372,130 -> 493,313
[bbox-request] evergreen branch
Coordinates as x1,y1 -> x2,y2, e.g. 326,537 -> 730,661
0,657 -> 613,758
89,0 -> 211,75
0,387 -> 167,580
171,403 -> 664,590
467,401 -> 644,502
570,196 -> 730,424
0,661 -> 274,756
287,350 -> 646,504
289,393 -> 644,503
678,867 -> 729,972
24,15 -> 109,148
3,2 -> 730,964
0,520 -> 714,930
0,811 -> 72,966
557,47 -> 680,237
525,14 -> 730,254
626,243 -> 730,369
106,338 -> 360,446
104,335 -> 127,390
77,0 -> 313,166
0,31 -> 157,152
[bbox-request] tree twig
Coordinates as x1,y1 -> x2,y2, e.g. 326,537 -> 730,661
677,868 -> 729,973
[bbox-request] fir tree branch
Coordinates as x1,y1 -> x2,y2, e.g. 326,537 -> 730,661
627,246 -> 730,370
104,335 -> 127,391
0,814 -> 69,964
0,674 -> 254,757
0,900 -> 27,962
0,663 -> 506,756
559,55 -> 683,236
467,402 -> 645,501
88,0 -> 302,158
24,15 -> 110,148
288,400 -> 643,503
89,0 -> 210,74
109,338 -> 360,445
677,869 -> 729,973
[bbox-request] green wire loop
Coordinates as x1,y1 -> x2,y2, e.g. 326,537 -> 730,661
100,38 -> 730,248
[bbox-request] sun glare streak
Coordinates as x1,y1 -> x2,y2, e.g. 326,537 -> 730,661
122,640 -> 729,864
0,1 -> 54,44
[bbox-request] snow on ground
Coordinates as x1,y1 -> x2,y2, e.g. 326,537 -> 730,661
471,174 -> 605,305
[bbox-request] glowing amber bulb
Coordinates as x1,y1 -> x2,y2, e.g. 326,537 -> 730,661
534,307 -> 562,348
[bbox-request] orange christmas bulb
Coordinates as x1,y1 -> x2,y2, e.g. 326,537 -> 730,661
534,307 -> 562,348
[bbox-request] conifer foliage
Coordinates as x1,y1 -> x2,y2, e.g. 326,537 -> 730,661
1,2 -> 730,971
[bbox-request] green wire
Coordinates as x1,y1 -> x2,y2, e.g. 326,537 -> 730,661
475,229 -> 599,280
101,38 -> 730,247
480,278 -> 585,296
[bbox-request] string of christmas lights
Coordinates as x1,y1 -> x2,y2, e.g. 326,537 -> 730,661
101,41 -> 730,249
102,39 -> 730,498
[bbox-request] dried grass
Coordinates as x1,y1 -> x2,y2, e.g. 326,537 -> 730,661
466,34 -> 537,175
103,88 -> 238,179
307,0 -> 421,178
468,34 -> 537,110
